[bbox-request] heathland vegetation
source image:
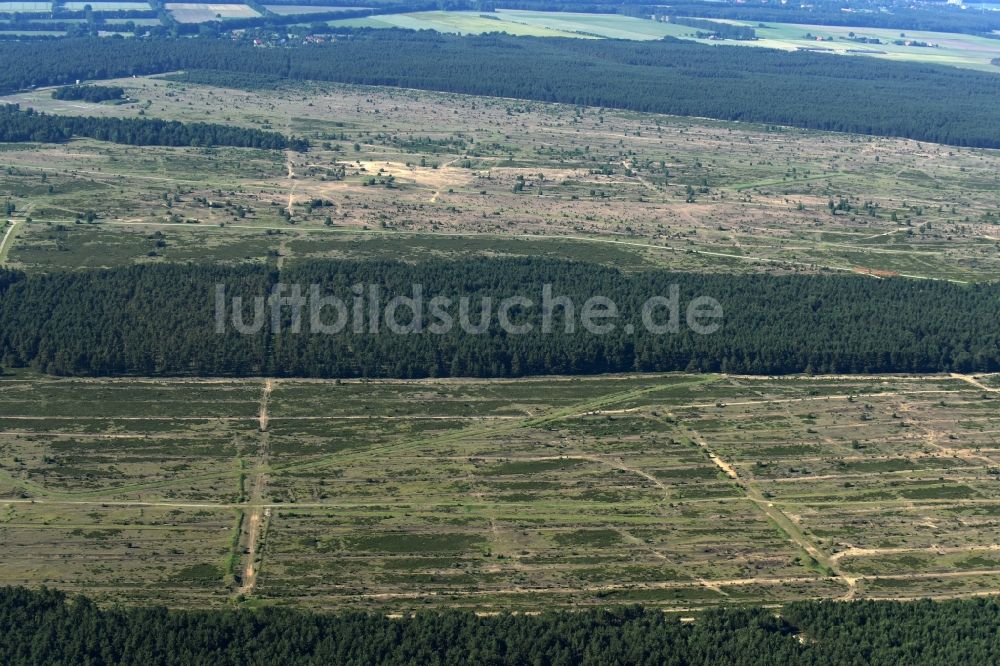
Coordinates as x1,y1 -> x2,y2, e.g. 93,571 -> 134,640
1,10 -> 999,642
1,372 -> 996,609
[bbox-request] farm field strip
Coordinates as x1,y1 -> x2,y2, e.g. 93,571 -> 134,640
327,10 -> 1000,72
329,12 -> 589,38
165,3 -> 260,22
0,2 -> 51,10
0,372 -> 997,609
264,5 -> 365,15
63,1 -> 150,8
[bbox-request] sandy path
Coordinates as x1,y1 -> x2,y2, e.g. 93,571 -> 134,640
285,151 -> 297,216
0,220 -> 20,264
952,373 -> 999,393
237,379 -> 274,597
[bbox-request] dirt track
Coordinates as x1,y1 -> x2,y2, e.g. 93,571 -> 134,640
237,379 -> 274,597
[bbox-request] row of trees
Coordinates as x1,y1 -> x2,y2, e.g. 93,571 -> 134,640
51,85 -> 125,102
640,0 -> 1000,36
1,587 -> 999,665
1,258 -> 997,378
668,17 -> 756,40
0,104 -> 308,150
1,33 -> 999,147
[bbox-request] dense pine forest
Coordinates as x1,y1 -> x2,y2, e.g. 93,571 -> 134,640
0,259 -> 997,378
1,587 -> 999,665
51,85 -> 125,103
2,33 -> 1000,148
0,104 -> 308,150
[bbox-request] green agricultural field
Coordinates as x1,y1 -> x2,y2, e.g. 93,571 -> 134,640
165,2 -> 259,22
328,11 -> 589,38
328,10 -> 681,39
101,17 -> 162,24
327,10 -> 1000,72
485,9 -> 692,40
264,4 -> 363,15
723,19 -> 1000,73
0,1 -> 51,11
63,1 -> 151,9
1,372 -> 997,609
0,30 -> 65,36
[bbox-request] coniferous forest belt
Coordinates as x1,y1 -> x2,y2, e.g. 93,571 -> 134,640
1,587 -> 999,665
2,33 -> 1000,148
0,104 -> 308,150
51,84 -> 125,103
0,259 -> 997,378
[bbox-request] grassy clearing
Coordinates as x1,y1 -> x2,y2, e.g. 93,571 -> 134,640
739,20 -> 1000,73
